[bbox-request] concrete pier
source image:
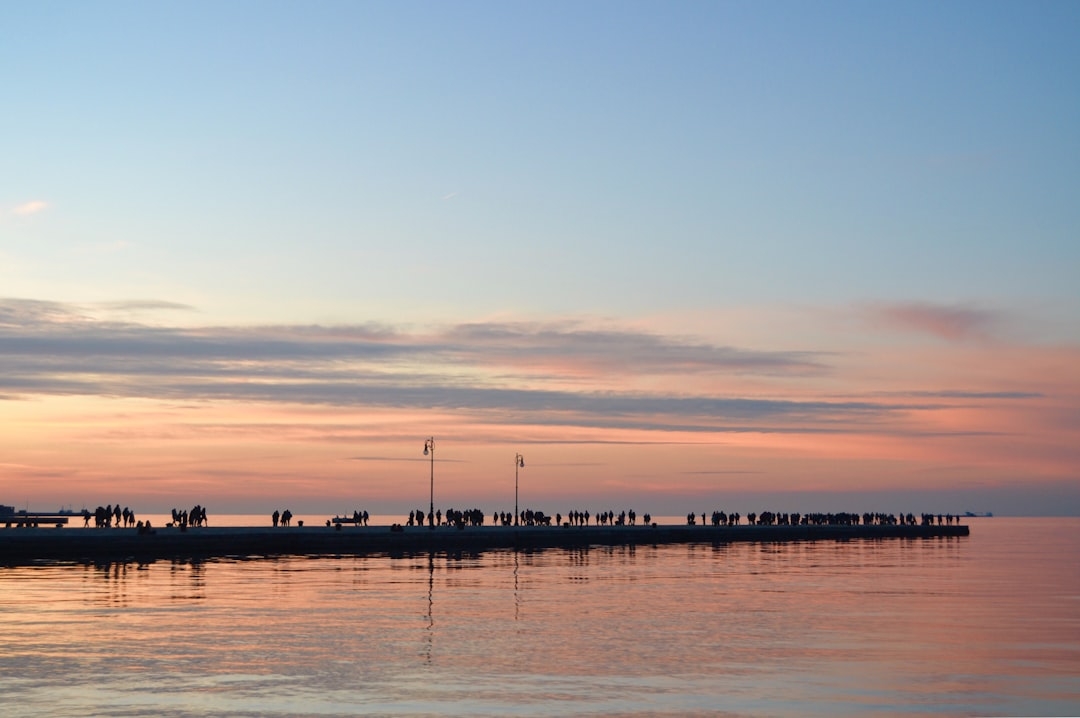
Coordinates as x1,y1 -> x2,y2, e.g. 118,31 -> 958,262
0,523 -> 969,564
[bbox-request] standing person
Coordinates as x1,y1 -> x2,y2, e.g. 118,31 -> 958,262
272,509 -> 280,527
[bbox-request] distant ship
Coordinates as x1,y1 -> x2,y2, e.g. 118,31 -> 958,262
964,511 -> 993,517
1,505 -> 80,516
1,504 -> 78,525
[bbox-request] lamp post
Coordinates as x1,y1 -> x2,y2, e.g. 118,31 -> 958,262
423,437 -> 435,529
514,453 -> 524,526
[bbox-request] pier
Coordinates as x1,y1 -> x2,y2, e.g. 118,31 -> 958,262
0,522 -> 968,564
0,512 -> 70,528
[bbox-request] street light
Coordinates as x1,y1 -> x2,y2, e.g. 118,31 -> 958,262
514,453 -> 525,526
423,437 -> 435,529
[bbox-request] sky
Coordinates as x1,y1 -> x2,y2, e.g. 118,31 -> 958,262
2,1 -> 1078,516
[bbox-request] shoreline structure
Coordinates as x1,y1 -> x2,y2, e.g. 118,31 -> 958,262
0,522 -> 969,564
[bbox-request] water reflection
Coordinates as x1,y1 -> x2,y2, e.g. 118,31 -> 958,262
167,558 -> 206,602
425,551 -> 434,664
513,549 -> 520,622
0,522 -> 1074,716
88,561 -> 132,606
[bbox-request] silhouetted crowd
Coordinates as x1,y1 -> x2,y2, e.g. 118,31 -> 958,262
389,507 -> 961,529
406,507 -> 488,527
561,510 -> 652,526
169,505 -> 208,528
688,510 -> 961,526
69,503 -> 963,532
397,508 -> 657,528
83,505 -> 136,528
395,507 -> 657,528
82,504 -> 157,534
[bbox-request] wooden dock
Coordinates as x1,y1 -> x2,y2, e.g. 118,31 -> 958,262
0,522 -> 969,564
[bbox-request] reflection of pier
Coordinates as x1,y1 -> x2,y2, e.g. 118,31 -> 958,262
0,523 -> 968,564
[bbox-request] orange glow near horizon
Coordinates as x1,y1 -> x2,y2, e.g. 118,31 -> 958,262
1,311 -> 1077,515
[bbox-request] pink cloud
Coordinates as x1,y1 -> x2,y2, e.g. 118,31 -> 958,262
11,200 -> 49,216
869,302 -> 998,341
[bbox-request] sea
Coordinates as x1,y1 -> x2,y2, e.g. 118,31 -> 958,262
0,517 -> 1076,717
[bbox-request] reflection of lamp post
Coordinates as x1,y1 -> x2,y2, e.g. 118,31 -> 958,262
423,437 -> 435,529
514,453 -> 525,526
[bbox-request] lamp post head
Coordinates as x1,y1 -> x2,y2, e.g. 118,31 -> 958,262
518,456 -> 525,468
423,446 -> 428,456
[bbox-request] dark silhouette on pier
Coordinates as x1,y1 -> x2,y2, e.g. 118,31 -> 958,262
0,502 -> 969,564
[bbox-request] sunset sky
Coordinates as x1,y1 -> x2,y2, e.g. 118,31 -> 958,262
2,1 -> 1078,516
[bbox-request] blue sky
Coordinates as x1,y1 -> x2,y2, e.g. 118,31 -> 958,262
5,1 -> 1078,321
1,2 -> 1078,514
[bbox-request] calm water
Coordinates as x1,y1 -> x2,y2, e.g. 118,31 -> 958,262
0,518 -> 1077,717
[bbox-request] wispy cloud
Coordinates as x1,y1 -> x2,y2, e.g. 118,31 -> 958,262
867,301 -> 999,341
0,297 -> 895,434
0,300 -> 825,376
447,321 -> 827,376
95,300 -> 196,313
0,297 -> 1062,443
11,200 -> 49,216
870,390 -> 1043,400
0,298 -> 92,326
2,298 -> 1074,509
